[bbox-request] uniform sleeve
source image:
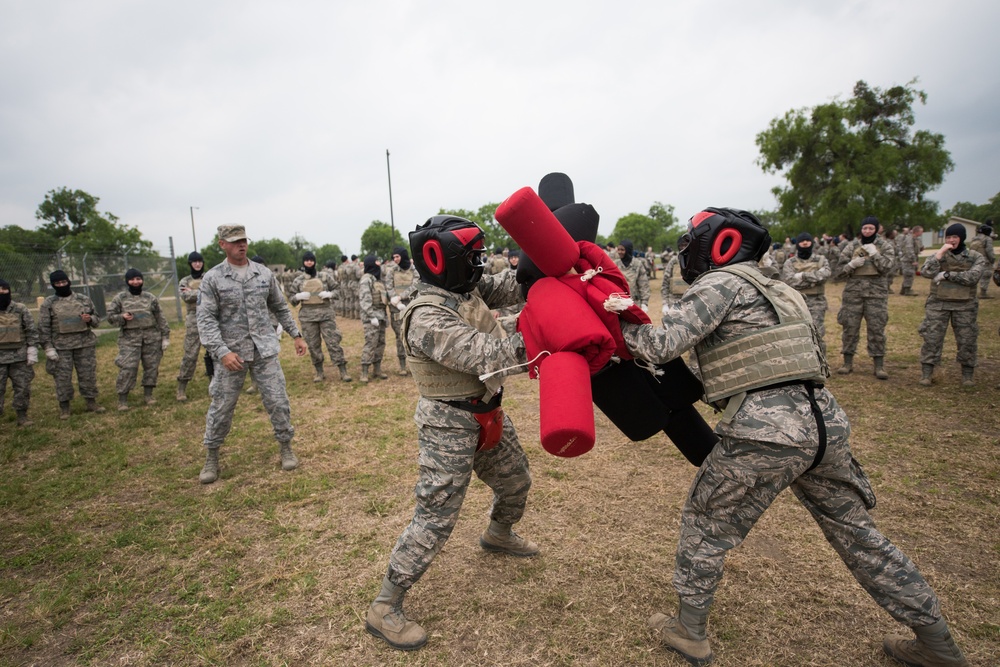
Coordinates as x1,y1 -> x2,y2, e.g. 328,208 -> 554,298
407,304 -> 527,377
477,270 -> 525,310
106,293 -> 125,327
197,275 -> 230,359
153,296 -> 170,338
22,305 -> 40,348
947,252 -> 988,286
382,265 -> 398,300
38,299 -> 53,348
83,296 -> 100,327
359,276 -> 375,320
920,256 -> 941,278
179,276 -> 199,304
872,241 -> 895,275
267,275 -> 300,337
635,263 -> 650,306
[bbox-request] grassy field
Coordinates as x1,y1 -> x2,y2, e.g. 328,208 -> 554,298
2,276 -> 999,667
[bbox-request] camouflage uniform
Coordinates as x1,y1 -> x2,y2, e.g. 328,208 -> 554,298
836,235 -> 895,361
177,273 -> 205,383
38,292 -> 102,404
781,251 -> 832,358
621,261 -> 943,629
0,300 -> 39,418
896,232 -> 919,295
967,231 -> 995,297
197,260 -> 302,450
335,261 -> 351,317
346,260 -> 363,319
106,289 -> 171,396
494,266 -> 524,337
615,257 -> 651,309
382,260 -> 420,372
290,269 -> 347,371
385,271 -> 530,589
359,272 -> 388,368
918,248 -> 988,373
660,255 -> 686,312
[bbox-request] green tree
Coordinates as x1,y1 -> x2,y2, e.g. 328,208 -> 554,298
315,243 -> 344,266
360,221 -> 405,260
35,187 -> 154,256
944,190 -> 1000,225
756,79 -> 954,237
609,202 -> 679,251
438,203 -> 514,252
250,238 -> 297,268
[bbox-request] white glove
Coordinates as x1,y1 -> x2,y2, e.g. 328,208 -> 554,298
318,291 -> 333,299
395,302 -> 407,312
793,272 -> 804,282
662,304 -> 669,315
933,271 -> 948,284
275,324 -> 283,338
26,346 -> 38,365
862,243 -> 878,256
45,347 -> 59,361
370,318 -> 379,326
640,304 -> 648,313
848,256 -> 866,269
294,291 -> 311,302
161,338 -> 170,351
390,295 -> 401,306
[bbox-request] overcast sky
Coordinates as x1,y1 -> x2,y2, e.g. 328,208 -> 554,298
2,1 -> 997,257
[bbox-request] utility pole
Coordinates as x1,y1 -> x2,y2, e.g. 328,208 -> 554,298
386,150 -> 395,240
190,206 -> 199,251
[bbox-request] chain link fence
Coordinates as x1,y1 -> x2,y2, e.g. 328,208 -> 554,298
0,250 -> 184,324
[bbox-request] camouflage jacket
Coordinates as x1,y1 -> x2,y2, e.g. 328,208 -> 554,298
920,248 -> 989,311
290,270 -> 337,322
780,253 -> 831,294
38,292 -> 100,350
359,273 -> 389,322
107,290 -> 170,342
837,236 -> 896,298
622,261 -> 834,447
614,258 -> 651,307
179,274 -> 203,314
197,260 -> 300,361
0,301 -> 39,364
382,261 -> 420,305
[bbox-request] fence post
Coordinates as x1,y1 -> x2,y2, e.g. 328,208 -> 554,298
169,237 -> 182,321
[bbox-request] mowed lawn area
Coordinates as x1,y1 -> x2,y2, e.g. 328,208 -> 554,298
2,275 -> 999,666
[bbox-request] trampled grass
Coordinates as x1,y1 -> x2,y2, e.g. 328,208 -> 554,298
1,276 -> 999,666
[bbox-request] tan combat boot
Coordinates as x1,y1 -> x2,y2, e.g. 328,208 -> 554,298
648,601 -> 713,666
86,398 -> 106,413
919,364 -> 934,387
873,356 -> 889,380
176,380 -> 188,402
479,521 -> 540,557
883,619 -> 969,666
837,354 -> 853,375
312,363 -> 325,383
118,393 -> 130,411
397,357 -> 410,376
338,363 -> 352,382
365,576 -> 427,651
59,401 -> 71,420
144,386 -> 156,405
373,362 -> 388,380
960,366 -> 974,387
199,448 -> 220,484
359,364 -> 370,383
16,410 -> 33,427
279,441 -> 299,471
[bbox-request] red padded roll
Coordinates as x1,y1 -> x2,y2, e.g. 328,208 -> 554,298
538,352 -> 595,457
495,187 -> 579,276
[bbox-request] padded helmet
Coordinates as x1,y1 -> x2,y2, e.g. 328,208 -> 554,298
678,208 -> 771,284
409,215 -> 487,294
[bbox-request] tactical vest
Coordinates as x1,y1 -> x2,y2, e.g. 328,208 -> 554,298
931,251 -> 976,301
300,277 -> 325,305
0,310 -> 24,349
695,264 -> 828,412
119,293 -> 156,329
185,278 -> 202,312
401,292 -> 504,401
789,257 -> 825,295
392,266 -> 415,301
851,244 -> 879,276
669,262 -> 687,296
52,297 -> 89,334
967,236 -> 987,255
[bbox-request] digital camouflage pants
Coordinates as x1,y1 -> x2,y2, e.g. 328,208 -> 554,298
674,391 -> 941,628
300,317 -> 346,367
0,361 -> 34,413
838,295 -> 888,357
387,399 -> 532,589
361,320 -> 386,366
177,315 -> 203,382
919,305 -> 978,367
46,346 -> 99,402
115,337 -> 164,394
203,347 -> 293,449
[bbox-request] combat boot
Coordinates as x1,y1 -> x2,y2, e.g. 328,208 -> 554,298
245,381 -> 257,394
199,448 -> 219,484
373,362 -> 388,380
86,398 -> 106,413
360,364 -> 370,383
176,380 -> 188,402
648,601 -> 713,666
338,363 -> 352,382
118,393 -> 130,411
312,363 -> 325,383
874,357 -> 889,380
837,354 -> 853,375
59,400 -> 71,420
279,441 -> 299,471
144,386 -> 156,405
883,618 -> 969,667
961,366 -> 974,387
16,411 -> 33,427
479,521 -> 540,557
919,364 -> 934,386
397,357 -> 410,377
365,576 -> 428,651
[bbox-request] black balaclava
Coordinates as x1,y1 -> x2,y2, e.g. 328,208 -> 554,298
0,278 -> 11,311
125,268 -> 143,295
393,246 -> 411,270
619,239 -> 634,267
340,255 -> 348,263
945,223 -> 967,253
363,255 -> 381,280
188,251 -> 205,279
795,232 -> 814,259
351,254 -> 358,262
250,255 -> 265,264
302,251 -> 317,277
860,216 -> 879,243
50,270 -> 72,297
324,259 -> 337,270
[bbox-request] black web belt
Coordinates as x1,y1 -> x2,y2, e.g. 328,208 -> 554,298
439,390 -> 503,414
747,380 -> 827,471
